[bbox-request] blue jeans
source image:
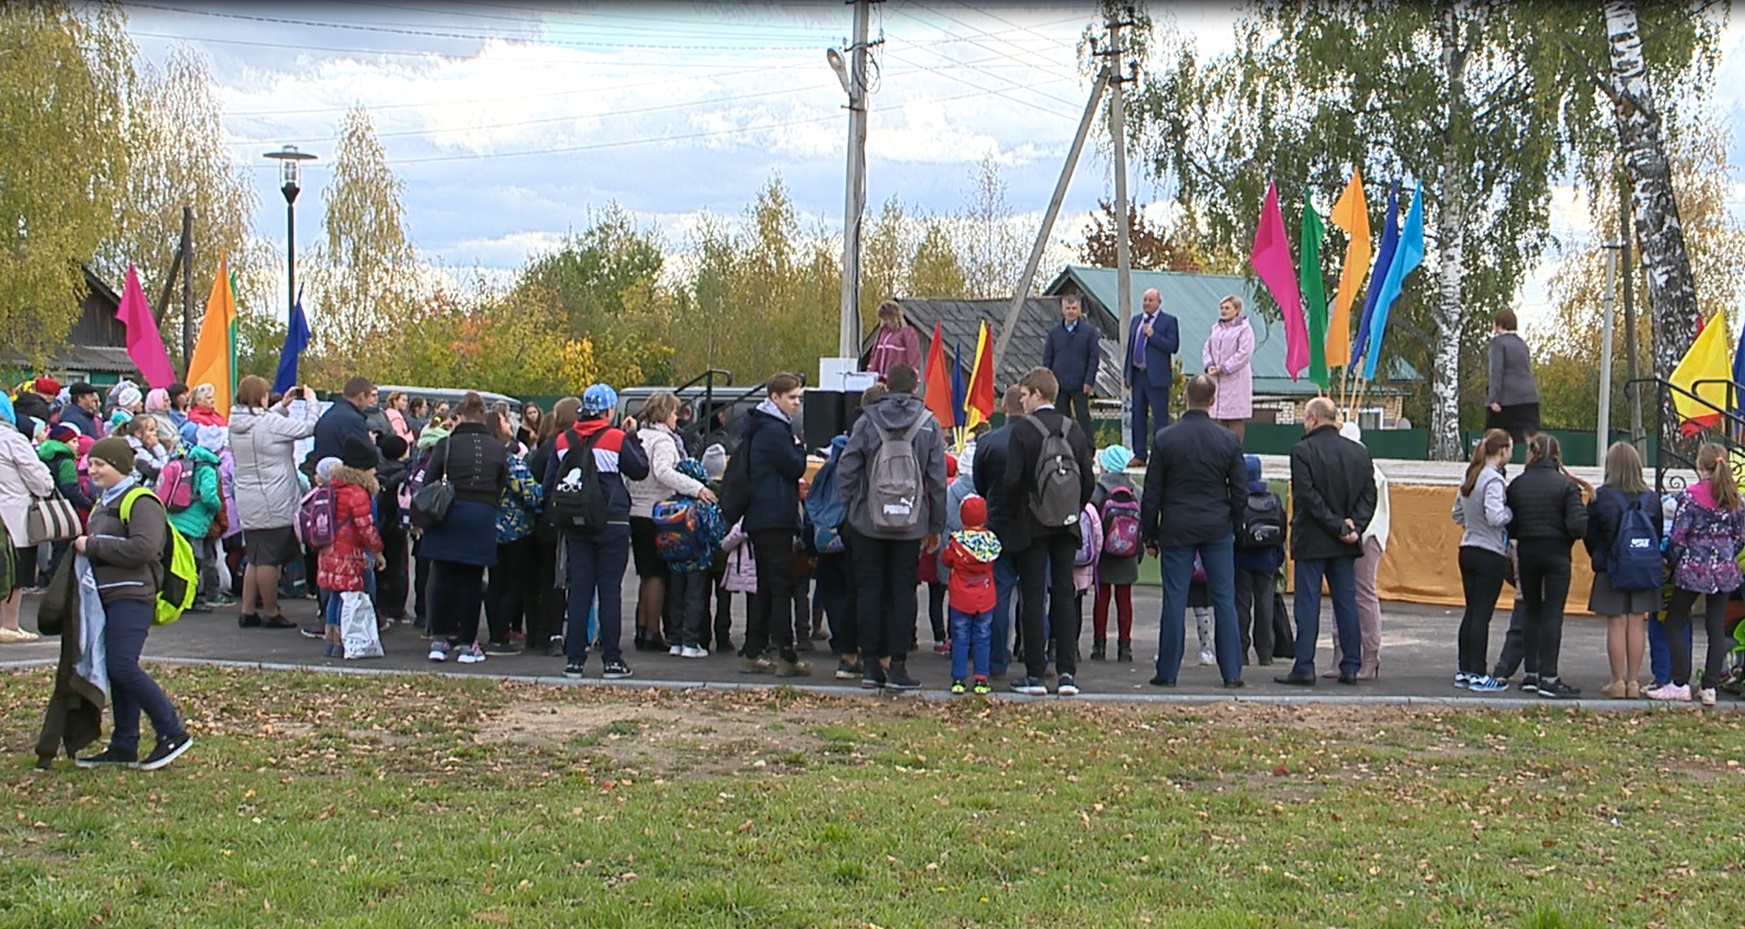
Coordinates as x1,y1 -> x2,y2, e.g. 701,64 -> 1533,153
1156,535 -> 1243,682
104,598 -> 186,756
1293,556 -> 1361,678
991,551 -> 1019,675
949,607 -> 994,680
1648,611 -> 1690,685
565,525 -> 631,664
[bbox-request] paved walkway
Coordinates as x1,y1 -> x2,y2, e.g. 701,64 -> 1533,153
3,586 -> 1732,711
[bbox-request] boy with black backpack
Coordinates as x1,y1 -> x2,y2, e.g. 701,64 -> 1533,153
1234,454 -> 1286,665
1000,367 -> 1095,696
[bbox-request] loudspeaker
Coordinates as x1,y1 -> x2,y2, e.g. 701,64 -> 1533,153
802,390 -> 847,448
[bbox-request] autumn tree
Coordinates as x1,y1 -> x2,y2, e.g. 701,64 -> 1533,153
958,156 -> 1026,300
0,3 -> 133,361
1076,200 -> 1204,272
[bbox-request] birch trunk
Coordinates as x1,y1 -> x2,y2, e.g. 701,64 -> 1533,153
1605,0 -> 1699,416
1429,0 -> 1469,462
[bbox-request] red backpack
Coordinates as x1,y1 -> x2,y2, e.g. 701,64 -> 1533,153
155,459 -> 196,513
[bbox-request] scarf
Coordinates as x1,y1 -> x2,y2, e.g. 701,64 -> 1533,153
99,475 -> 139,508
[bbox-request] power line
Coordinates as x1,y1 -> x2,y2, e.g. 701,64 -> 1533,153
879,49 -> 1081,119
126,30 -> 798,65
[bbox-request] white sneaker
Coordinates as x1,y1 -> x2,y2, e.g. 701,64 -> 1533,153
1199,649 -> 1216,667
1645,682 -> 1690,702
456,644 -> 486,664
680,645 -> 709,659
669,644 -> 683,657
427,642 -> 449,662
1700,687 -> 1717,707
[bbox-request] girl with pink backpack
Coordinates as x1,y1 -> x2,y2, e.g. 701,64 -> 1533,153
1090,446 -> 1143,662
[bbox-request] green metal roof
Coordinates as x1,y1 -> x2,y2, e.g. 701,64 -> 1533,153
1044,265 -> 1421,396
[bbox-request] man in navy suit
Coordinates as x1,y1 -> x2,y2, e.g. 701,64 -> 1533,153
1127,287 -> 1179,465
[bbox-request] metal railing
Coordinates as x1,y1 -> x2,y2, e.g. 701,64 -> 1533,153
1628,377 -> 1745,495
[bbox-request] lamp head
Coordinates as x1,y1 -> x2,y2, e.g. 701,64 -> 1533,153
826,47 -> 852,95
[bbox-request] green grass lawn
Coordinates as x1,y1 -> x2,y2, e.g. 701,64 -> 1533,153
2,667 -> 1743,928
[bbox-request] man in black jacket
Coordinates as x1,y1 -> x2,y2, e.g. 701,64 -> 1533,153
1278,398 -> 1378,687
737,373 -> 812,677
1042,294 -> 1101,436
311,376 -> 378,470
1141,375 -> 1248,688
1002,367 -> 1095,696
972,386 -> 1026,678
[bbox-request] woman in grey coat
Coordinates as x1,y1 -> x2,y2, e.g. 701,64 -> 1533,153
1485,308 -> 1539,444
228,375 -> 319,630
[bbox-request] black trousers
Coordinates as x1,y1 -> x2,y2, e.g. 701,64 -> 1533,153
1515,540 -> 1572,680
430,560 -> 485,643
852,533 -> 922,662
484,536 -> 539,645
1234,568 -> 1275,664
1494,598 -> 1533,679
1665,588 -> 1730,688
713,583 -> 734,650
745,529 -> 798,660
1015,531 -> 1080,679
1059,387 -> 1094,437
413,554 -> 433,626
528,537 -> 564,646
669,569 -> 711,648
1457,546 -> 1509,675
376,529 -> 410,621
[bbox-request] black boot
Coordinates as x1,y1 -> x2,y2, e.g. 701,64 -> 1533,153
1090,640 -> 1106,661
886,659 -> 921,691
1117,640 -> 1133,663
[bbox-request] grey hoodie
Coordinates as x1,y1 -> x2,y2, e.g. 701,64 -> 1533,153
836,392 -> 949,542
1452,464 -> 1512,556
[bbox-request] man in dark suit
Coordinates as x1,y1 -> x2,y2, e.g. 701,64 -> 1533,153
1042,294 -> 1101,436
1002,367 -> 1096,697
1141,374 -> 1247,688
1127,287 -> 1179,467
1277,398 -> 1377,687
973,386 -> 1028,678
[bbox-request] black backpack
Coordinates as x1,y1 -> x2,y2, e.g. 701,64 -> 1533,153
1237,489 -> 1286,550
548,429 -> 607,533
718,440 -> 753,529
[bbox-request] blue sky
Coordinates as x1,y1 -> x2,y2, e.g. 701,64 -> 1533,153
120,2 -> 1745,319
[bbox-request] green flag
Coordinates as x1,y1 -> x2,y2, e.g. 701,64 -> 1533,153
1300,187 -> 1330,390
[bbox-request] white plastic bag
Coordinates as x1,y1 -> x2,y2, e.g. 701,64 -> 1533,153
339,590 -> 384,660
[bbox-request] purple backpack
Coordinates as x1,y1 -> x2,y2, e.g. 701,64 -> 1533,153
1100,485 -> 1142,558
297,485 -> 337,548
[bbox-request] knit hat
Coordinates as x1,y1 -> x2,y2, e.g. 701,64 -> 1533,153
1098,444 -> 1133,474
1339,422 -> 1363,444
959,494 -> 988,529
196,424 -> 227,453
22,416 -> 44,442
34,377 -> 60,396
108,409 -> 134,432
581,383 -> 618,416
342,434 -> 377,470
377,434 -> 409,462
945,453 -> 959,481
702,443 -> 728,482
113,383 -> 143,410
88,437 -> 135,474
315,457 -> 341,481
49,422 -> 79,443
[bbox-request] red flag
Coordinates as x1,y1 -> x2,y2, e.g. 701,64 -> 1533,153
965,321 -> 995,428
1249,181 -> 1310,380
924,320 -> 955,428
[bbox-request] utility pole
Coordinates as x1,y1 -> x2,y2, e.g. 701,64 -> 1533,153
1106,7 -> 1137,385
181,206 -> 194,367
1619,177 -> 1643,446
991,32 -> 1114,373
833,0 -> 879,359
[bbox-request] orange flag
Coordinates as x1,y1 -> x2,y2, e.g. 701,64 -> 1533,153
923,320 -> 956,429
1326,167 -> 1371,370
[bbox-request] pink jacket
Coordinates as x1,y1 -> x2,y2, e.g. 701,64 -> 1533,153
1073,503 -> 1103,594
867,323 -> 922,380
1201,316 -> 1255,420
721,520 -> 758,594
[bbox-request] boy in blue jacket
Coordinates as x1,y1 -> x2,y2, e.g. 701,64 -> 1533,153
1234,455 -> 1286,665
665,458 -> 727,658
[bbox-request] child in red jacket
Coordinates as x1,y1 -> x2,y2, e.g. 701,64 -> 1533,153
941,494 -> 1003,695
319,437 -> 385,658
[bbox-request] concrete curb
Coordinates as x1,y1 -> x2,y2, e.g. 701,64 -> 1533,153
5,655 -> 1738,713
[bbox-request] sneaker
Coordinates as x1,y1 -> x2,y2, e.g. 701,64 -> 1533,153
75,747 -> 138,769
1700,687 -> 1718,707
484,640 -> 518,656
1056,674 -> 1080,697
1199,649 -> 1216,667
563,661 -> 586,678
1645,682 -> 1690,702
602,660 -> 633,680
680,645 -> 709,659
972,678 -> 991,695
835,658 -> 863,680
1454,672 -> 1471,689
0,626 -> 40,642
1465,675 -> 1509,693
933,640 -> 952,656
1536,678 -> 1580,700
1009,676 -> 1048,696
1519,674 -> 1541,695
669,643 -> 684,657
776,656 -> 813,677
138,735 -> 193,772
951,680 -> 967,695
427,641 -> 450,663
299,623 -> 326,639
861,665 -> 887,689
794,638 -> 815,653
885,662 -> 920,690
546,635 -> 566,658
208,593 -> 237,608
455,644 -> 487,664
739,655 -> 777,675
186,602 -> 213,614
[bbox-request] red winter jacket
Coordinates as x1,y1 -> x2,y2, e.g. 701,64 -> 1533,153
317,475 -> 384,593
941,529 -> 1001,614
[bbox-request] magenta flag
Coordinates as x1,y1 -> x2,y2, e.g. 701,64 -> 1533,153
1249,181 -> 1309,381
115,264 -> 176,389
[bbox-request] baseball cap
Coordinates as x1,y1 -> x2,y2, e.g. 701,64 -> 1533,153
581,384 -> 618,416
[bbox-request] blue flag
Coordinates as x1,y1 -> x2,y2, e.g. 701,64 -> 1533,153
1349,183 -> 1400,373
1361,187 -> 1425,381
1731,316 -> 1745,423
273,289 -> 310,394
951,339 -> 967,429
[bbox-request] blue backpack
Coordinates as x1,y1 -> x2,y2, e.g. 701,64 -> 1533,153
1606,489 -> 1663,592
652,497 -> 707,564
804,436 -> 849,554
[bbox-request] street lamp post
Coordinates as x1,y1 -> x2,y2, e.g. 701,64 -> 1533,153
263,145 -> 317,323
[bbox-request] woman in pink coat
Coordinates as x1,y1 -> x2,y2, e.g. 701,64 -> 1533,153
1201,294 -> 1256,441
866,301 -> 922,381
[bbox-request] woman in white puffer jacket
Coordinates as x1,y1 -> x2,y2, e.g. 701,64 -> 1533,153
625,391 -> 716,653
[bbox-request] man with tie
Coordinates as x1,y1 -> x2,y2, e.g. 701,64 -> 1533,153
1127,287 -> 1179,467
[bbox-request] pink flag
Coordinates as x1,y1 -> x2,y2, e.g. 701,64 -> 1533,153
1249,181 -> 1309,381
115,265 -> 176,389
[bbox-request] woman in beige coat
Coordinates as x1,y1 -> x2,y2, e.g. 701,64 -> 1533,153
0,400 -> 55,641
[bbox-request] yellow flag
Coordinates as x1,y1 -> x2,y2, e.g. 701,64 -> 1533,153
187,253 -> 237,413
1326,167 -> 1370,370
1670,312 -> 1732,428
